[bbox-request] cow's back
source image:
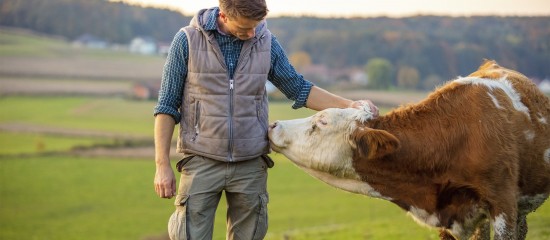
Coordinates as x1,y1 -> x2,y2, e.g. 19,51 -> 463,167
469,60 -> 550,196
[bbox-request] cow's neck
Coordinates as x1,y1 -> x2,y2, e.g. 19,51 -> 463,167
356,106 -> 462,212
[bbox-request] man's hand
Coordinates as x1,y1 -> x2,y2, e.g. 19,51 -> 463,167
350,100 -> 379,118
154,164 -> 176,199
154,114 -> 176,199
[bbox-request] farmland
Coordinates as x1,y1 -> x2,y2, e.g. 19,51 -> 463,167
1,97 -> 549,240
0,28 -> 549,240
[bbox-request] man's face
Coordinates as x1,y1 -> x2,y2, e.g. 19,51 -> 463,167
220,13 -> 261,40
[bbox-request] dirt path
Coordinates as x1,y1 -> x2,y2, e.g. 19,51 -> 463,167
0,78 -> 132,96
0,122 -> 144,139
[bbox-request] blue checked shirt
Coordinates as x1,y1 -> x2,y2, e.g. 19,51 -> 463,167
154,8 -> 314,123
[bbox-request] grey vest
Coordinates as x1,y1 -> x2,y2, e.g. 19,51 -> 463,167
177,11 -> 272,162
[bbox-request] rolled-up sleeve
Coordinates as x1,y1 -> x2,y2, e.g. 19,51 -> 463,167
268,35 -> 314,109
153,30 -> 188,123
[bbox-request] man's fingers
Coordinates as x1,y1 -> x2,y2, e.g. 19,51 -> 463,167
350,100 -> 379,118
154,165 -> 176,198
368,101 -> 379,117
163,187 -> 174,199
154,182 -> 174,198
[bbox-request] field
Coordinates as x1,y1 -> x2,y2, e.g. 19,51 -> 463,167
0,28 -> 549,240
1,96 -> 549,240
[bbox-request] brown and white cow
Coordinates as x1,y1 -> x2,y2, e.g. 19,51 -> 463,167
268,61 -> 550,240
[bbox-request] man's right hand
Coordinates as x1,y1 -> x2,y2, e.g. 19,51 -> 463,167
154,114 -> 177,199
154,164 -> 176,199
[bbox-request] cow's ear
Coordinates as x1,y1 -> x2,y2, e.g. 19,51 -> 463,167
352,127 -> 400,160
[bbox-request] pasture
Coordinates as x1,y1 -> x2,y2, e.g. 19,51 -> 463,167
1,28 -> 549,239
0,96 -> 549,240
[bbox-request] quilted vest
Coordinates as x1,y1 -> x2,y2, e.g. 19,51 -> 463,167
177,9 -> 272,162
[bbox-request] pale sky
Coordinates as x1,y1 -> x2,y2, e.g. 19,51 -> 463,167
115,0 -> 550,17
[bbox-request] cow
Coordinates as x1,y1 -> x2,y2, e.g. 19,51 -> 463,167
268,60 -> 550,240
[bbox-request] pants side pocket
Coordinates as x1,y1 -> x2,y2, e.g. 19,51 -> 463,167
168,195 -> 189,240
252,193 -> 269,240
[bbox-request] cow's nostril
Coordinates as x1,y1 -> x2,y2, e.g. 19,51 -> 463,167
269,121 -> 279,130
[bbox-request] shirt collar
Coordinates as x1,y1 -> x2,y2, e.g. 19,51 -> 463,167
203,7 -> 220,32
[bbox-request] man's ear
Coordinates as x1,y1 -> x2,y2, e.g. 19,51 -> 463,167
351,127 -> 400,160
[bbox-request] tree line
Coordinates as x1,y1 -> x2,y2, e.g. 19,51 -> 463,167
1,0 -> 549,89
0,0 -> 191,44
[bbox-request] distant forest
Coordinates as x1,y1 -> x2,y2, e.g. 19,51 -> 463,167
1,0 -> 549,88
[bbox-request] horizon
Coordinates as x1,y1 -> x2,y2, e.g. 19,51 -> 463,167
112,0 -> 550,18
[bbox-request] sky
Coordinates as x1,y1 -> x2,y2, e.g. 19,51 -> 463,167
115,0 -> 550,17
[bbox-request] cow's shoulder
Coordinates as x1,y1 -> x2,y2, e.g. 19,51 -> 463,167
468,59 -> 528,83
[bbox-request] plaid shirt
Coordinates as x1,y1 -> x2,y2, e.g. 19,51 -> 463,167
154,8 -> 314,123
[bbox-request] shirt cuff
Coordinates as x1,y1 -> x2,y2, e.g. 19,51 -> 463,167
291,81 -> 314,109
153,105 -> 181,124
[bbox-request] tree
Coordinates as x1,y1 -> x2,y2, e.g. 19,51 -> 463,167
422,74 -> 444,91
288,51 -> 312,71
397,66 -> 420,90
365,58 -> 394,90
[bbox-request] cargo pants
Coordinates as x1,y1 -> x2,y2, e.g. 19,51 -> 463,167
168,155 -> 273,240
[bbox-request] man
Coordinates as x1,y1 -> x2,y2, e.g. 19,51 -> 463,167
153,0 -> 379,239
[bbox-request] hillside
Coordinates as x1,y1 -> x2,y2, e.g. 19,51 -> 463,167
1,0 -> 549,85
0,27 -> 165,80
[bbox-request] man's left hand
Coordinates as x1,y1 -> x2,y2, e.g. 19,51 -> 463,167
350,100 -> 379,118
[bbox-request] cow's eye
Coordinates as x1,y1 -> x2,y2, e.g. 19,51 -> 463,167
312,124 -> 317,130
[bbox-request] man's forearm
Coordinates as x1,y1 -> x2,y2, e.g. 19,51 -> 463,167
154,114 -> 176,166
305,86 -> 353,111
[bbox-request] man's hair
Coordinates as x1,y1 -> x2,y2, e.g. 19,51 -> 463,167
219,0 -> 268,21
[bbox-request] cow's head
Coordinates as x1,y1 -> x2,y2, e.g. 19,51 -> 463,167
268,108 -> 400,180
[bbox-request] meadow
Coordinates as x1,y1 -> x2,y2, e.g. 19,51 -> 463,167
1,28 -> 549,240
0,96 -> 549,240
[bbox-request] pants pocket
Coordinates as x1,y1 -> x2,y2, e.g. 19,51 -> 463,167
252,193 -> 269,240
176,155 -> 195,172
168,195 -> 189,240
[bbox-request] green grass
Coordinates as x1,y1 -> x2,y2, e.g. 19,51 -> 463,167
0,96 -> 155,136
0,96 -> 548,239
0,155 -> 548,240
0,96 -> 313,146
0,156 -> 171,240
0,28 -> 67,57
0,155 -> 434,240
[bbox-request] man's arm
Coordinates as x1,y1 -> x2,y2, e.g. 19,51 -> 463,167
152,30 -> 189,199
305,86 -> 352,111
154,114 -> 176,199
268,35 -> 378,116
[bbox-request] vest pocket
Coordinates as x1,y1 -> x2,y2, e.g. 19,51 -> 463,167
191,101 -> 201,142
255,100 -> 268,132
168,195 -> 189,240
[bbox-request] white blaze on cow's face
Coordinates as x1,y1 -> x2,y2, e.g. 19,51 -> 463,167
268,108 -> 373,179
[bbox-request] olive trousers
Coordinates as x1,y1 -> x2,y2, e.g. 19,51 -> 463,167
168,155 -> 271,240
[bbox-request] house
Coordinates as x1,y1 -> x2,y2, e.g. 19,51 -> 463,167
133,82 -> 160,100
538,79 -> 550,93
129,37 -> 157,55
72,34 -> 108,49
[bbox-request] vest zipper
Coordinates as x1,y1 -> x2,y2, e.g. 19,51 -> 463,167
228,79 -> 235,161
